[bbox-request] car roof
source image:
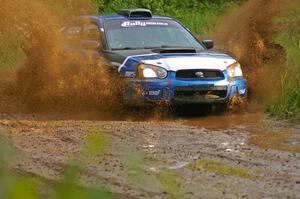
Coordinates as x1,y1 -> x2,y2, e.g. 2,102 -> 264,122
77,14 -> 174,22
72,13 -> 183,31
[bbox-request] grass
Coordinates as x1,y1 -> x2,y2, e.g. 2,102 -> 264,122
157,170 -> 184,199
267,4 -> 300,120
121,149 -> 161,192
0,33 -> 25,75
85,128 -> 109,157
189,159 -> 253,179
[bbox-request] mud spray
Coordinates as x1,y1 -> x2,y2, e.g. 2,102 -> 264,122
0,0 -> 125,117
213,0 -> 290,111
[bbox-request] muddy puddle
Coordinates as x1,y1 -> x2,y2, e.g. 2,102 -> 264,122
249,124 -> 300,153
183,112 -> 300,153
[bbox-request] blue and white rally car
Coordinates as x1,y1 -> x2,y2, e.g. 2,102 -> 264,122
63,9 -> 247,107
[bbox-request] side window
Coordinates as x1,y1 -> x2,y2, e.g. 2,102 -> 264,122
63,21 -> 83,49
65,23 -> 82,40
63,20 -> 103,50
82,23 -> 101,41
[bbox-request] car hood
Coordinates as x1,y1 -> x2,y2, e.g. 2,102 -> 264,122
142,52 -> 236,71
118,50 -> 237,72
110,50 -> 236,71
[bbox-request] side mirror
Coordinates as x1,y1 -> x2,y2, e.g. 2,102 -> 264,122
82,40 -> 100,50
202,40 -> 214,49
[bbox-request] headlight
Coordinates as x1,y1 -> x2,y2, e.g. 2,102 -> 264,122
226,62 -> 243,78
138,64 -> 168,79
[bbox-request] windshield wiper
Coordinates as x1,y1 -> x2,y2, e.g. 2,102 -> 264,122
111,47 -> 144,50
112,46 -> 196,50
144,45 -> 195,49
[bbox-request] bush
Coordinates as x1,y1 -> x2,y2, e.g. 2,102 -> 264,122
268,4 -> 300,120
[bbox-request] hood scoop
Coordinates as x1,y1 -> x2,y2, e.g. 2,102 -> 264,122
152,48 -> 196,54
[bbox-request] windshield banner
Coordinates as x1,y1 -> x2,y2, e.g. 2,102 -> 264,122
121,21 -> 169,28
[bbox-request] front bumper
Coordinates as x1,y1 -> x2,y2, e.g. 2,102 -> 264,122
123,71 -> 247,106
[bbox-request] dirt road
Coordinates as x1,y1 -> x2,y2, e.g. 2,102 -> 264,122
0,112 -> 299,199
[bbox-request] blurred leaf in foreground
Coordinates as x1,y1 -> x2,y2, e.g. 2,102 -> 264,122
53,163 -> 87,199
84,128 -> 109,158
158,170 -> 184,199
7,178 -> 40,199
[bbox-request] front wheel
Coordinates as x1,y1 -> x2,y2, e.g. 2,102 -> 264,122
228,95 -> 248,112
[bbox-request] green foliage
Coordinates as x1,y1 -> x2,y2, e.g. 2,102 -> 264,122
54,164 -> 87,199
157,170 -> 184,199
121,149 -> 162,192
121,148 -> 184,198
0,137 -> 40,199
7,178 -> 40,199
53,164 -> 116,199
268,6 -> 300,120
85,128 -> 109,157
86,185 -> 116,199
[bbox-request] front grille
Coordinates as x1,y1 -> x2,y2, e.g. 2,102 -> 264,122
176,69 -> 224,79
174,87 -> 227,99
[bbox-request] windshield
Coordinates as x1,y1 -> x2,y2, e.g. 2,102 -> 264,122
104,19 -> 204,50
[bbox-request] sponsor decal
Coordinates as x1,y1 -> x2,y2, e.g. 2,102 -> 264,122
121,21 -> 169,28
124,71 -> 136,77
148,90 -> 161,96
